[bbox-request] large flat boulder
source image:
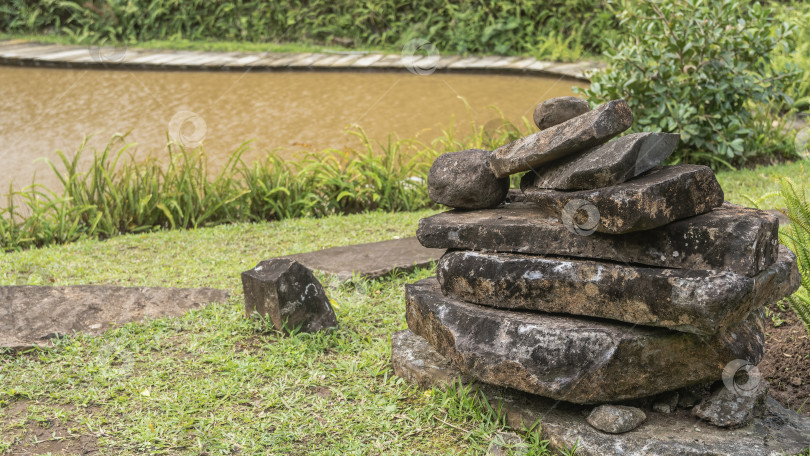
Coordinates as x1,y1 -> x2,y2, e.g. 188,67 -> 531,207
521,164 -> 724,234
490,99 -> 633,178
527,132 -> 679,190
436,246 -> 799,335
405,278 -> 765,404
417,202 -> 779,277
0,286 -> 229,350
391,329 -> 810,456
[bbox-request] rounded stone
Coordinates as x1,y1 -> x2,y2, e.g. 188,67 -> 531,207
533,96 -> 591,130
427,149 -> 509,209
587,405 -> 646,434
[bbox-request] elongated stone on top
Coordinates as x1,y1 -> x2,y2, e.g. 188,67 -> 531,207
416,202 -> 778,277
490,99 -> 633,178
406,278 -> 766,404
436,246 -> 799,335
521,164 -> 724,234
527,132 -> 680,190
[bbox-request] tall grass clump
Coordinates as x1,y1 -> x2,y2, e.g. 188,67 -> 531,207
779,178 -> 810,336
0,115 -> 527,252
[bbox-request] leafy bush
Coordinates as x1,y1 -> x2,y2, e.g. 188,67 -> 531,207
579,0 -> 799,169
772,2 -> 810,110
779,178 -> 810,337
0,0 -> 618,61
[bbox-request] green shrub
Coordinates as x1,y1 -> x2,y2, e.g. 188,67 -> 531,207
579,0 -> 799,169
0,0 -> 618,60
772,1 -> 810,110
779,178 -> 810,337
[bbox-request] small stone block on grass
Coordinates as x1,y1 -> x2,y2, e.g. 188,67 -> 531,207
241,258 -> 338,334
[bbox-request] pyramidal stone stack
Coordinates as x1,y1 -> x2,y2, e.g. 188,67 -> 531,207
395,98 -> 806,452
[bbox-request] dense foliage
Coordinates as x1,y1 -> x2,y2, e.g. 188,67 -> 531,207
580,0 -> 799,169
780,178 -> 810,337
773,1 -> 810,109
0,0 -> 617,60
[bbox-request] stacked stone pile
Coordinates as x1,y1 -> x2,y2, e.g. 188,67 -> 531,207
395,97 -> 802,433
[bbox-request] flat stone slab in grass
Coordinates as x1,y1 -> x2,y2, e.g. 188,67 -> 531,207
521,164 -> 724,234
417,202 -> 779,277
0,286 -> 229,350
285,237 -> 444,281
405,278 -> 765,404
436,246 -> 799,335
391,329 -> 810,456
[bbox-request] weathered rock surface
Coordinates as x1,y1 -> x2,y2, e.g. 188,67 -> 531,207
391,329 -> 472,389
391,329 -> 810,456
436,246 -> 799,335
587,405 -> 646,434
427,149 -> 509,209
241,258 -> 338,334
527,132 -> 679,190
693,381 -> 770,429
490,99 -> 633,178
532,96 -> 591,130
678,383 -> 713,408
405,278 -> 766,404
652,391 -> 680,414
521,164 -> 724,233
417,202 -> 779,277
0,286 -> 229,350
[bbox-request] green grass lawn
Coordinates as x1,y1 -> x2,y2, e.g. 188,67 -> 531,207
1,159 -> 808,455
717,159 -> 809,209
0,209 -> 567,455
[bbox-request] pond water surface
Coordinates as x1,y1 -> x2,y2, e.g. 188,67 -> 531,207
0,65 -> 586,193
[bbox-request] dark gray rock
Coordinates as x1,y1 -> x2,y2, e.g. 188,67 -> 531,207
587,405 -> 646,434
405,278 -> 766,404
652,391 -> 680,414
241,258 -> 337,334
521,164 -> 724,234
417,202 -> 779,277
427,149 -> 509,209
693,381 -> 770,428
678,383 -> 713,408
0,286 -> 229,350
532,96 -> 591,130
391,329 -> 810,456
391,329 -> 472,389
490,99 -> 633,178
436,246 -> 799,335
527,132 -> 679,190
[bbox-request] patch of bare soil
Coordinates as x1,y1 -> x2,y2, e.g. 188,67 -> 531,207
760,303 -> 810,417
0,401 -> 99,455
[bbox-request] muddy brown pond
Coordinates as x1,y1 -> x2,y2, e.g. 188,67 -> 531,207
0,65 -> 586,193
